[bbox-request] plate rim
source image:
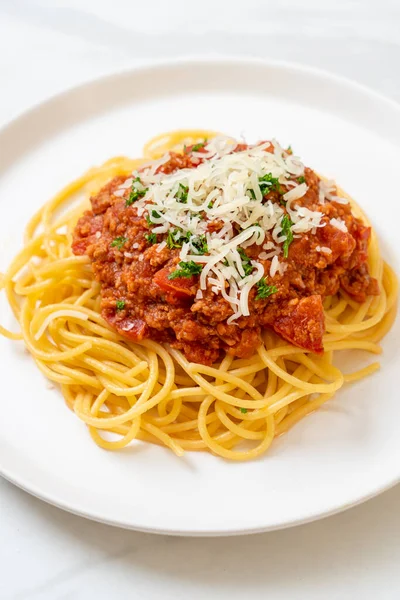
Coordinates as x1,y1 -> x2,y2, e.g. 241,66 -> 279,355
0,55 -> 399,536
1,462 -> 397,537
1,54 -> 400,136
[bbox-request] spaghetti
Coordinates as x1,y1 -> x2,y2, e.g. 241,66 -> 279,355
0,130 -> 397,460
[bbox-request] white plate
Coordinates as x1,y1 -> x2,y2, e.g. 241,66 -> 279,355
0,58 -> 399,536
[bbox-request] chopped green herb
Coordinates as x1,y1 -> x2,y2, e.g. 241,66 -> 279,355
256,278 -> 278,300
145,210 -> 161,226
240,407 -> 248,414
175,183 -> 188,203
280,214 -> 294,258
116,299 -> 126,311
208,201 -> 214,209
259,173 -> 282,195
166,229 -> 181,249
168,261 -> 203,280
287,145 -> 293,154
249,188 -> 256,200
183,144 -> 187,154
297,175 -> 306,184
237,248 -> 254,277
191,234 -> 208,255
166,228 -> 192,250
145,232 -> 157,244
125,177 -> 148,206
181,230 -> 193,243
110,236 -> 128,250
191,139 -> 207,152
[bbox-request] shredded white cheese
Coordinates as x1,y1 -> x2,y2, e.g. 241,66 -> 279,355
316,245 -> 332,254
156,240 -> 167,253
319,179 -> 349,205
269,255 -> 281,277
118,138 -> 341,319
330,217 -> 348,233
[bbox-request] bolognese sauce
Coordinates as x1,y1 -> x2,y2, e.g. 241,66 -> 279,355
73,138 -> 378,365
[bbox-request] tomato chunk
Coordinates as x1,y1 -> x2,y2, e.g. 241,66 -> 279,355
317,224 -> 355,262
273,295 -> 325,354
104,314 -> 148,341
153,267 -> 196,299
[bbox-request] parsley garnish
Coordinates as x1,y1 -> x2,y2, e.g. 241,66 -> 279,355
297,175 -> 306,184
168,261 -> 203,280
280,215 -> 294,258
146,210 -> 161,227
287,145 -> 293,154
166,229 -> 181,249
166,228 -> 191,249
191,234 -> 208,255
191,139 -> 207,152
110,236 -> 128,250
145,232 -> 157,244
176,183 -> 188,203
166,228 -> 201,250
116,300 -> 126,311
259,173 -> 282,195
125,177 -> 148,206
256,278 -> 277,300
237,248 -> 254,277
240,407 -> 248,414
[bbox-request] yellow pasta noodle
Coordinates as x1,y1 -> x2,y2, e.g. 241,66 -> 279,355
0,130 -> 397,460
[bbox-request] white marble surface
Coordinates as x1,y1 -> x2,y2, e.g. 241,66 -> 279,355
1,0 -> 400,598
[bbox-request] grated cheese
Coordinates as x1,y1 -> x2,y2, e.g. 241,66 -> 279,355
156,240 -> 167,253
269,255 -> 281,277
319,179 -> 349,205
330,217 -> 348,233
316,245 -> 332,254
118,138 -> 344,319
